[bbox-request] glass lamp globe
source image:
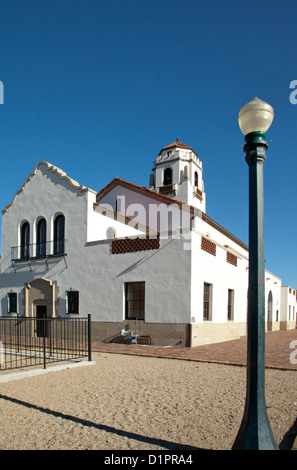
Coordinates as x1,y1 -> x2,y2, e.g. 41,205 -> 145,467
238,97 -> 274,136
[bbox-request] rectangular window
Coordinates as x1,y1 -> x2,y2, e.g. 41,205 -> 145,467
7,292 -> 17,313
227,289 -> 234,321
125,282 -> 145,320
203,283 -> 212,321
66,291 -> 79,314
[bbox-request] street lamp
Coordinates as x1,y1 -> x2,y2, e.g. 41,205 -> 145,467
232,97 -> 278,450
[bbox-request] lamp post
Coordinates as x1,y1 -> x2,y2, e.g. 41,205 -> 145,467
232,97 -> 278,450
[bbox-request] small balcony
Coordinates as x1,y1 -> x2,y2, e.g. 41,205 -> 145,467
159,183 -> 176,195
11,240 -> 67,263
193,187 -> 203,200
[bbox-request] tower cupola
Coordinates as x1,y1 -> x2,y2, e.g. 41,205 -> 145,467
149,139 -> 206,212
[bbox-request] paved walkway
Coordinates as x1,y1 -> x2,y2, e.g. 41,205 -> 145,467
92,329 -> 297,370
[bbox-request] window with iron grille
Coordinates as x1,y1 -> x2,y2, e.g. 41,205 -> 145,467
125,282 -> 145,320
7,292 -> 17,313
227,289 -> 234,321
66,290 -> 79,314
203,283 -> 212,321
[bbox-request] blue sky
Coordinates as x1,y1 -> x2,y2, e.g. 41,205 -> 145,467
0,0 -> 296,287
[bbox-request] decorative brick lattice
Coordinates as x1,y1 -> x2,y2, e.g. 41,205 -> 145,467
201,237 -> 216,256
112,237 -> 160,254
226,251 -> 237,267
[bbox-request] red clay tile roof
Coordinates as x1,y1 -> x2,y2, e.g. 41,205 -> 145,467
159,138 -> 198,156
96,177 -> 248,251
96,177 -> 192,209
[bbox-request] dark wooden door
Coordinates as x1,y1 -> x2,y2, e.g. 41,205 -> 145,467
36,306 -> 48,338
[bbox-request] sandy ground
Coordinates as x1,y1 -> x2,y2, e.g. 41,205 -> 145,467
0,352 -> 296,451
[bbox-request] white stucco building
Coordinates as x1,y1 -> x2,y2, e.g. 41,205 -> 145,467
280,286 -> 297,329
0,140 -> 296,346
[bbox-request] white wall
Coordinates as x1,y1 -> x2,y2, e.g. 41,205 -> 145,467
1,162 -> 91,259
82,235 -> 191,323
265,272 -> 281,325
191,225 -> 248,325
99,185 -> 191,235
0,162 -> 91,316
281,286 -> 297,324
87,200 -> 145,242
1,160 -> 294,346
0,163 -> 192,324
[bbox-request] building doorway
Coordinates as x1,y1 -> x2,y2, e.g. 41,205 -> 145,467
25,278 -> 58,319
36,305 -> 48,338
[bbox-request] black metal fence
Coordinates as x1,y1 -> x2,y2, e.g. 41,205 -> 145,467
0,315 -> 92,371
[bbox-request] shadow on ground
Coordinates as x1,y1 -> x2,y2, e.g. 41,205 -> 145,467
0,393 -> 204,451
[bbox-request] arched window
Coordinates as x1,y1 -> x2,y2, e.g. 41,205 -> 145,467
20,221 -> 30,259
36,218 -> 47,258
194,171 -> 199,187
164,167 -> 172,185
106,227 -> 116,239
54,214 -> 65,255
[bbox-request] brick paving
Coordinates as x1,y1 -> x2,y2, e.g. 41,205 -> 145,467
92,329 -> 297,371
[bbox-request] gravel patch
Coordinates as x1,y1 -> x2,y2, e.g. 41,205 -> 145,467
0,352 -> 296,450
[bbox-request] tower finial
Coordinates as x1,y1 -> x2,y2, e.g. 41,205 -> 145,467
176,137 -> 179,142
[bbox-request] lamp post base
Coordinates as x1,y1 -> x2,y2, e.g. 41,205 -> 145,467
232,405 -> 279,450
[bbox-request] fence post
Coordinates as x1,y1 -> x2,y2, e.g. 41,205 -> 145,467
88,314 -> 92,362
43,317 -> 46,369
17,316 -> 20,353
49,318 -> 52,358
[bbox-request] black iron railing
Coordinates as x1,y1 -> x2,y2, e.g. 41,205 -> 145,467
0,315 -> 91,371
11,239 -> 67,262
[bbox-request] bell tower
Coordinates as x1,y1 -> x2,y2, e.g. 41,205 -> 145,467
149,139 -> 206,212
